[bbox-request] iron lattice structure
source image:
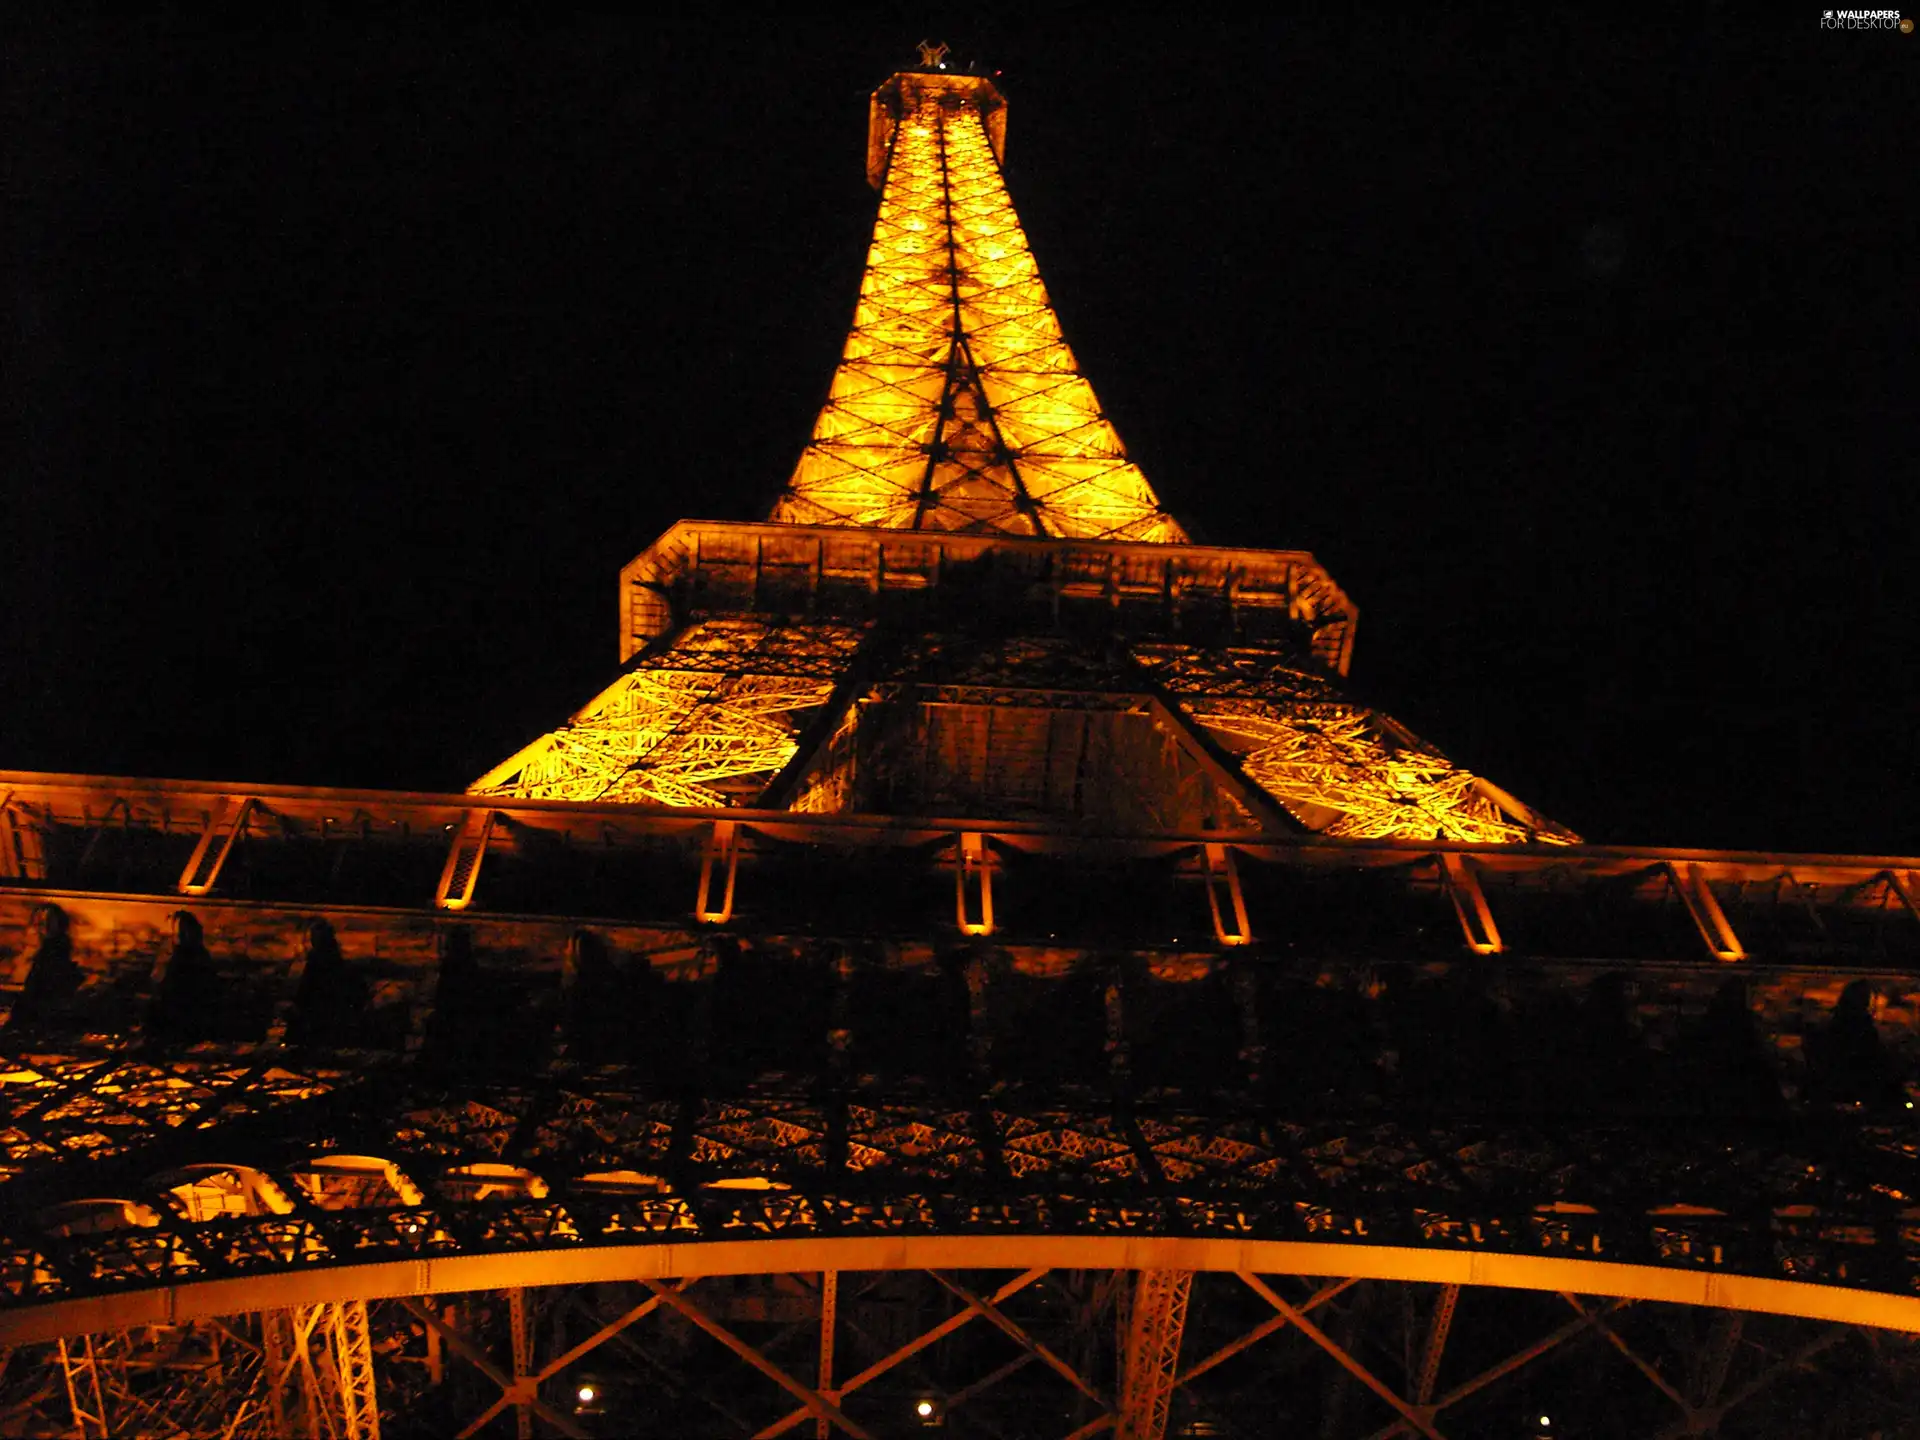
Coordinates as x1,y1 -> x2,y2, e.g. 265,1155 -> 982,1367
769,71 -> 1184,543
470,69 -> 1573,847
5,57 -> 1920,1440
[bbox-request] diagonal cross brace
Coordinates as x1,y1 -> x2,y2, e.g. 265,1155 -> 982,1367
1561,1292 -> 1692,1418
756,1268 -> 1050,1438
1177,1275 -> 1360,1390
397,1297 -> 588,1440
927,1270 -> 1110,1411
641,1279 -> 877,1440
1365,1296 -> 1632,1440
1238,1273 -> 1446,1440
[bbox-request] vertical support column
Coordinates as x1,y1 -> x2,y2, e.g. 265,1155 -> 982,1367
1116,1270 -> 1194,1440
426,1305 -> 444,1388
827,952 -> 857,1083
263,1309 -> 300,1439
956,831 -> 994,936
815,1270 -> 839,1440
327,1300 -> 382,1440
57,1335 -> 110,1439
963,949 -> 995,1081
265,1304 -> 380,1440
509,1287 -> 534,1440
1203,843 -> 1252,946
1414,1284 -> 1458,1408
696,820 -> 740,924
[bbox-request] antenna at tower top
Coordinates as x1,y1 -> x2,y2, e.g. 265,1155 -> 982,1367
916,39 -> 950,70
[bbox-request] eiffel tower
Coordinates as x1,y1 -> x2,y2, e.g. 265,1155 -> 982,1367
465,62 -> 1572,849
2,51 -> 1920,1440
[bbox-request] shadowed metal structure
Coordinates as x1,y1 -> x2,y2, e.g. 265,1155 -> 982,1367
5,51 -> 1920,1440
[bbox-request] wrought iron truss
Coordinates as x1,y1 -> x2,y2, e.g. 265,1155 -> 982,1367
470,61 -> 1573,843
10,1060 -> 1920,1320
5,1263 -> 1920,1435
478,524 -> 1569,841
1130,646 -> 1579,846
769,71 -> 1185,543
2,780 -> 1920,1300
2,795 -> 1920,1436
471,622 -> 868,808
11,56 -> 1920,1440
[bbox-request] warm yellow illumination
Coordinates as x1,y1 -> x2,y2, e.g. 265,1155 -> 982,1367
916,1399 -> 936,1418
1133,646 -> 1579,844
472,78 -> 1574,847
1195,705 -> 1563,844
471,621 -> 864,806
772,73 -> 1185,543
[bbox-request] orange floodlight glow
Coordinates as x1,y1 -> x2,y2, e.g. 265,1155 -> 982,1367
773,73 -> 1186,543
467,70 -> 1577,851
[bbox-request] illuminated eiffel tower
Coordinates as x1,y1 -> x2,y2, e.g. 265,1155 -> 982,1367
468,63 -> 1574,851
3,51 -> 1920,1440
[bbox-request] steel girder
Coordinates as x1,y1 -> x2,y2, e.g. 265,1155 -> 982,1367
5,1057 -> 1920,1332
6,1271 -> 1916,1438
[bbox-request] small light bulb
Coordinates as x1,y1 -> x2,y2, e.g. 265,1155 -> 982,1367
916,1399 -> 935,1418
1539,1416 -> 1551,1428
578,1384 -> 597,1403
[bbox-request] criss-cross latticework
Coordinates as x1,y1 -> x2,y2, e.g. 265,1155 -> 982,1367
770,72 -> 1185,542
471,622 -> 865,807
1131,644 -> 1578,844
13,62 -> 1911,1436
468,68 -> 1575,845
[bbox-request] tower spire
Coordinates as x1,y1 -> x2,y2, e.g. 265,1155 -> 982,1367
770,70 -> 1187,543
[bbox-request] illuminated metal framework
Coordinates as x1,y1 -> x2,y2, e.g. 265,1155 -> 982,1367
772,71 -> 1185,542
472,68 -> 1572,848
2,776 -> 1920,1433
7,56 -> 1920,1440
472,622 -> 866,808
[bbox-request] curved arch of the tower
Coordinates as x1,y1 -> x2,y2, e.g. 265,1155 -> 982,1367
4,62 -> 1919,1440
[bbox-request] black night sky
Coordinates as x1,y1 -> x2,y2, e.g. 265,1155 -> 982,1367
5,16 -> 1916,855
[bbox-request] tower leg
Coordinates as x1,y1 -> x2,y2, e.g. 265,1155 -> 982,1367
509,1287 -> 533,1440
815,1270 -> 838,1440
57,1334 -> 110,1439
1414,1284 -> 1459,1407
1116,1269 -> 1193,1440
263,1308 -> 301,1439
327,1300 -> 382,1440
264,1303 -> 382,1440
